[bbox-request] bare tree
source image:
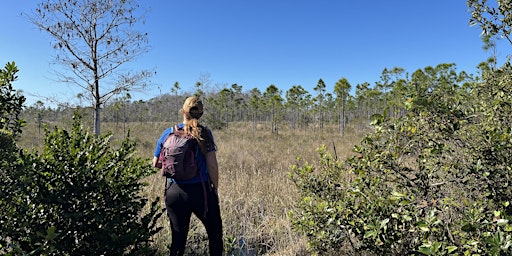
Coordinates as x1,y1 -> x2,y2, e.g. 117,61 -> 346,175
28,0 -> 152,135
194,72 -> 212,98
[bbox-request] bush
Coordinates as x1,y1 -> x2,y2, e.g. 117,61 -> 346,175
1,114 -> 164,255
289,64 -> 512,255
0,61 -> 25,138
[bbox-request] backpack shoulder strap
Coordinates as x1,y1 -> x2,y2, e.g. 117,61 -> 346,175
173,124 -> 181,135
174,124 -> 191,138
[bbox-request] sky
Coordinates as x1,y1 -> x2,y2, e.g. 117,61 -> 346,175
0,1 -> 506,107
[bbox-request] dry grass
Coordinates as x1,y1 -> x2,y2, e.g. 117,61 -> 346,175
18,120 -> 369,255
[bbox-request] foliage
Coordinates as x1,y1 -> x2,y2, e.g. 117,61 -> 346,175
285,85 -> 312,130
0,61 -> 25,138
468,0 -> 512,48
289,63 -> 512,255
1,114 -> 164,255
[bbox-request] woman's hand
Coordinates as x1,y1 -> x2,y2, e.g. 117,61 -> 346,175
152,156 -> 160,168
206,151 -> 219,190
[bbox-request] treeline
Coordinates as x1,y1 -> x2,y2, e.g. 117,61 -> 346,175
21,64 -> 478,134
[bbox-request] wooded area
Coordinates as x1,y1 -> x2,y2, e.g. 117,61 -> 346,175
21,63 -> 474,136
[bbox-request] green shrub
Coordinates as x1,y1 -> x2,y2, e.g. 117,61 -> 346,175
290,64 -> 512,255
0,61 -> 25,138
1,114 -> 164,255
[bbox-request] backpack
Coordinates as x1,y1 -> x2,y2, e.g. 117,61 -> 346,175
158,125 -> 199,180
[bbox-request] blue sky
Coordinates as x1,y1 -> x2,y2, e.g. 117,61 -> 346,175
0,1 -> 504,107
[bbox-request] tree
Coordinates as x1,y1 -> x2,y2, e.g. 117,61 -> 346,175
262,84 -> 283,137
334,78 -> 351,136
230,83 -> 246,121
468,0 -> 512,48
314,79 -> 327,129
375,68 -> 392,95
28,0 -> 152,136
218,87 -> 234,128
375,67 -> 406,117
285,85 -> 311,131
248,88 -> 262,134
194,72 -> 212,98
355,82 -> 371,118
171,81 -> 181,123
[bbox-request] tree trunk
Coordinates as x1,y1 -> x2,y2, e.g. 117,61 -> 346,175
342,102 -> 346,137
94,104 -> 101,136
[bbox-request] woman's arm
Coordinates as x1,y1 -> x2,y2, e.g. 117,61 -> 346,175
206,151 -> 219,190
152,156 -> 159,168
152,127 -> 173,169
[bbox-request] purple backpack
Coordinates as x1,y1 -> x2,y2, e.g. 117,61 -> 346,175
158,125 -> 199,180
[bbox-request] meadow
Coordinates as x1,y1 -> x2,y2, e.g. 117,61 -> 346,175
18,120 -> 370,255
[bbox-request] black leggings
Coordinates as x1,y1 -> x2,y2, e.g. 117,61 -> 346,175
165,181 -> 223,256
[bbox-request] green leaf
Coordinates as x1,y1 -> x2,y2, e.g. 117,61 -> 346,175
45,226 -> 58,241
418,222 -> 430,232
380,218 -> 390,229
364,230 -> 377,239
496,219 -> 508,226
403,215 -> 413,221
446,245 -> 458,253
418,243 -> 432,255
461,223 -> 476,232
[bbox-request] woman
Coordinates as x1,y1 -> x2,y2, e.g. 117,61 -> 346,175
152,96 -> 223,256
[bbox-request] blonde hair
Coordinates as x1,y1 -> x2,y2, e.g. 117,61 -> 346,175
183,116 -> 201,140
181,97 -> 212,154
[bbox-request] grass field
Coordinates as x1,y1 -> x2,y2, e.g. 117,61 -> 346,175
19,120 -> 369,255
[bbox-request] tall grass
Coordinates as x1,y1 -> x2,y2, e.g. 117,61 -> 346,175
19,120 -> 369,255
